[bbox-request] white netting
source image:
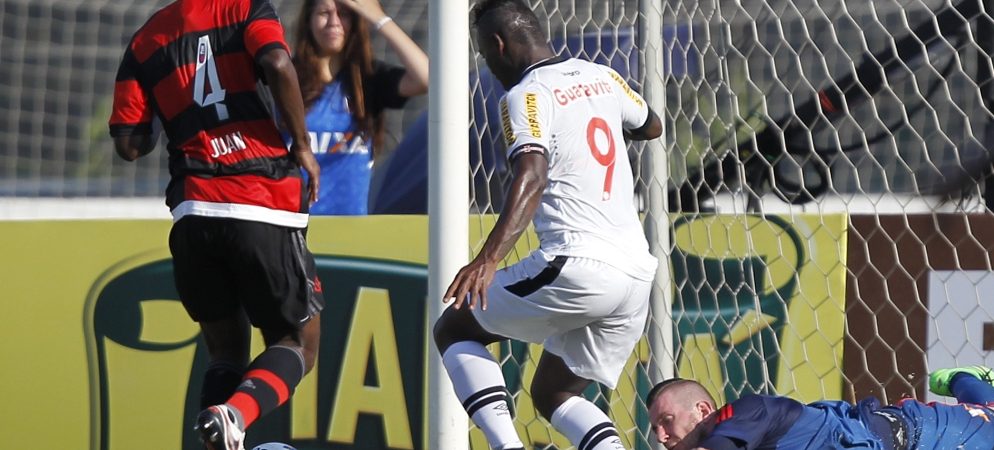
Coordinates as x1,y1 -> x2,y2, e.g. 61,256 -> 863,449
0,0 -> 169,196
466,1 -> 994,449
667,0 -> 994,211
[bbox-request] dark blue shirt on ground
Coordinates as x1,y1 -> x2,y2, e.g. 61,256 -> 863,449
700,393 -> 994,449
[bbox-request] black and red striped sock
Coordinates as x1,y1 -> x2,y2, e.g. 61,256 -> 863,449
225,345 -> 305,429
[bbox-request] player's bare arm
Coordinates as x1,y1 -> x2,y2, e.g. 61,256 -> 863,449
113,133 -> 156,162
625,107 -> 663,141
257,47 -> 321,205
443,152 -> 548,311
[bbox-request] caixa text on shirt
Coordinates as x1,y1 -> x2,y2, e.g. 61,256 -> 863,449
308,131 -> 370,155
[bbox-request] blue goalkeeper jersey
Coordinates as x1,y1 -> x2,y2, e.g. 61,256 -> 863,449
700,395 -> 884,450
701,394 -> 994,450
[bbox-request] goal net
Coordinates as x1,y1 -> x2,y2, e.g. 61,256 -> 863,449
467,0 -> 994,449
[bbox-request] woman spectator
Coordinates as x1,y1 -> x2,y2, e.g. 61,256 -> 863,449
292,0 -> 429,215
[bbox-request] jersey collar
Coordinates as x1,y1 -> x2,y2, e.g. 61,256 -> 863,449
516,55 -> 569,84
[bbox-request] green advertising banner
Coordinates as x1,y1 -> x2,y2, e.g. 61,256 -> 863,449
0,214 -> 847,450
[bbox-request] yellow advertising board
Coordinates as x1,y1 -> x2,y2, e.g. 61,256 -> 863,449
0,213 -> 847,449
1,216 -> 441,450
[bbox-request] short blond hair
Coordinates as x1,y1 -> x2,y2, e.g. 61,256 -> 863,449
647,378 -> 716,409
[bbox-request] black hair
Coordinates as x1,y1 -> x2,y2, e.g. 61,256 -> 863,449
471,0 -> 546,44
646,377 -> 687,405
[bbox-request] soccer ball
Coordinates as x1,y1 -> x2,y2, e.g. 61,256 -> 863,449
251,443 -> 296,450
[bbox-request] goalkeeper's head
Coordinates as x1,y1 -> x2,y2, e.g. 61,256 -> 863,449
471,0 -> 553,89
647,378 -> 718,449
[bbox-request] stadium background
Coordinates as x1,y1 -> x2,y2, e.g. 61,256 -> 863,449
1,0 -> 987,200
4,0 -> 994,449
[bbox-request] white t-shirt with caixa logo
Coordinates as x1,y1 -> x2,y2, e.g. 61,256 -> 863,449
499,57 -> 657,281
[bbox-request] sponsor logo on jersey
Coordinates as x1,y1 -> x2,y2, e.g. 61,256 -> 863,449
197,41 -> 208,64
524,92 -> 542,138
552,79 -> 613,106
607,70 -> 644,107
308,131 -> 369,155
500,99 -> 515,146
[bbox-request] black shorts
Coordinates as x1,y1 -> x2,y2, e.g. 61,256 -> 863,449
169,215 -> 324,330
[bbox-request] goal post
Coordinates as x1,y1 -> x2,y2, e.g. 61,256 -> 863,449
638,0 -> 675,392
427,2 -> 470,450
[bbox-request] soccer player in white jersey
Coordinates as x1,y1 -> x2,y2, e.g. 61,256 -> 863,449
432,1 -> 663,449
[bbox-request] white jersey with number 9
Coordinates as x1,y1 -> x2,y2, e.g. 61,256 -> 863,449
499,57 -> 657,280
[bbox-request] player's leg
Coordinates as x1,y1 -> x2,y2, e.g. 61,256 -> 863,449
929,366 -> 994,404
195,316 -> 254,450
198,313 -> 252,408
198,221 -> 325,450
226,223 -> 324,427
434,305 -> 523,450
222,316 -> 320,435
533,257 -> 650,450
531,351 -> 626,450
170,216 -> 247,408
433,301 -> 507,351
432,253 -> 576,450
170,216 -> 250,450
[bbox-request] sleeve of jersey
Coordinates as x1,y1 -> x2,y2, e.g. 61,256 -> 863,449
702,396 -> 776,450
500,83 -> 553,162
108,47 -> 154,137
603,66 -> 649,130
245,0 -> 289,62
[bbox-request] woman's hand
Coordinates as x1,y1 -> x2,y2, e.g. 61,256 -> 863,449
335,0 -> 387,23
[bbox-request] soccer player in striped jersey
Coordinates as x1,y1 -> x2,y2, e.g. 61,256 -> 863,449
109,1 -> 323,449
433,1 -> 662,449
648,367 -> 994,450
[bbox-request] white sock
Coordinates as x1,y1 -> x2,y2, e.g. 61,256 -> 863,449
550,396 -> 626,450
442,341 -> 524,450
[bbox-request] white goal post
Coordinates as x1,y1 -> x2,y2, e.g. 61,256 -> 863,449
427,1 -> 470,450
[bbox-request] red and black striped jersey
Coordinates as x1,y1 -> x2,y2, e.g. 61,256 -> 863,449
109,0 -> 308,228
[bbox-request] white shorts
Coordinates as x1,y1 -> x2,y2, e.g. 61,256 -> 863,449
472,251 -> 651,389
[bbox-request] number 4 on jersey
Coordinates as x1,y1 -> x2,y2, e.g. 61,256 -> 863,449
194,35 -> 228,121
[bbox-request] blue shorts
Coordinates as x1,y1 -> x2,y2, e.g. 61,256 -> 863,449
895,398 -> 994,449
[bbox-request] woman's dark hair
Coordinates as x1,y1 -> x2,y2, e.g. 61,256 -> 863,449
291,0 -> 384,151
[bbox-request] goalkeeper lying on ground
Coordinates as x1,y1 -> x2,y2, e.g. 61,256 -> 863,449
647,366 -> 994,449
